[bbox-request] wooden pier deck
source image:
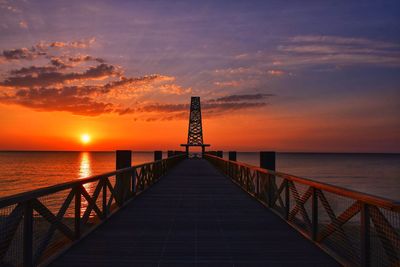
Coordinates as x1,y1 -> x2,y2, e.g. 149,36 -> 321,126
50,159 -> 338,266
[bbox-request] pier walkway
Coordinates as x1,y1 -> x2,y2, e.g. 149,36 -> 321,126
50,159 -> 338,266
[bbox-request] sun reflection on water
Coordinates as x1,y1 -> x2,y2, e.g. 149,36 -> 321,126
79,152 -> 92,178
78,152 -> 93,212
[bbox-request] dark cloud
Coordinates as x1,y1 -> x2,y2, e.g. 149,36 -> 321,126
2,47 -> 45,60
138,103 -> 189,113
68,55 -> 104,63
10,66 -> 58,76
1,63 -> 120,87
0,87 -> 114,116
0,38 -> 96,63
49,38 -> 96,49
208,93 -> 274,102
133,97 -> 269,121
50,58 -> 68,68
0,73 -> 169,116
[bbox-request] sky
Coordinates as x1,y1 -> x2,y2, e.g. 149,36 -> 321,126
0,0 -> 399,152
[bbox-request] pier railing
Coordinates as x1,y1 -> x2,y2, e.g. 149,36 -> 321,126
0,154 -> 185,267
204,154 -> 400,266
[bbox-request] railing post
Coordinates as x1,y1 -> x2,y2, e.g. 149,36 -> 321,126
260,151 -> 276,207
154,150 -> 162,161
361,203 -> 370,267
167,150 -> 174,158
228,151 -> 237,161
115,150 -> 132,206
74,185 -> 81,239
311,188 -> 318,241
23,200 -> 33,267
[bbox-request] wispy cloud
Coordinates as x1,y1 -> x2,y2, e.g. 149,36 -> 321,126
276,35 -> 400,67
135,93 -> 272,121
267,70 -> 285,76
208,93 -> 274,102
18,20 -> 28,29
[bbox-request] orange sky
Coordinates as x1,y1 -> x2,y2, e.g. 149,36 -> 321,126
1,98 -> 398,152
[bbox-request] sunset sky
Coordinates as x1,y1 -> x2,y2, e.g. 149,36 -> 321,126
0,0 -> 399,152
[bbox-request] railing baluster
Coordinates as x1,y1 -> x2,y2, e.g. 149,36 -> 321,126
74,185 -> 81,240
285,179 -> 290,220
131,169 -> 136,195
103,177 -> 107,219
203,153 -> 400,266
23,200 -> 33,267
311,187 -> 318,241
361,203 -> 370,267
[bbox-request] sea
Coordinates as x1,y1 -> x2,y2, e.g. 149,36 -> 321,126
0,151 -> 399,201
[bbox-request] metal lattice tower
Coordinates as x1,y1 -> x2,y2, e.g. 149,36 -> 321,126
181,96 -> 210,154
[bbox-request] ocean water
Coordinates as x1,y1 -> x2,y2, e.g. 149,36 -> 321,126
0,151 -> 399,201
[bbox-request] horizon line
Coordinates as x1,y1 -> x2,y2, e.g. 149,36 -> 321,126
0,150 -> 398,154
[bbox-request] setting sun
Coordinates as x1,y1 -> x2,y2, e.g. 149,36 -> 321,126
81,134 -> 91,144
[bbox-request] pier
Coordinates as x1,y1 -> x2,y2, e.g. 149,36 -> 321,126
0,152 -> 399,266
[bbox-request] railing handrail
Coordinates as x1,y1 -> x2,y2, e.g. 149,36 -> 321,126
0,154 -> 184,208
204,154 -> 400,211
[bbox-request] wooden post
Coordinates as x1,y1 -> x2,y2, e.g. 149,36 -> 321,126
154,150 -> 162,161
23,200 -> 33,267
228,151 -> 237,161
361,203 -> 370,267
167,150 -> 174,158
260,151 -> 276,170
115,150 -> 132,206
260,151 -> 276,207
217,151 -> 223,158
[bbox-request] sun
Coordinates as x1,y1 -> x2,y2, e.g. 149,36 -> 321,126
81,134 -> 91,144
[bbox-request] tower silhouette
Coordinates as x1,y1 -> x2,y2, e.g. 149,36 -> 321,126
181,96 -> 210,155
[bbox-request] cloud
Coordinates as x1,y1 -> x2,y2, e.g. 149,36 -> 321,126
160,84 -> 192,95
49,37 -> 96,49
0,87 -> 114,116
209,93 -> 274,102
214,67 -> 263,75
0,38 -> 97,63
1,63 -> 120,87
0,51 -> 187,116
19,20 -> 28,29
2,47 -> 44,60
10,66 -> 58,76
0,76 -> 162,116
133,93 -> 272,121
0,39 -> 271,120
289,35 -> 400,49
214,80 -> 241,87
276,35 -> 400,67
267,70 -> 285,76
